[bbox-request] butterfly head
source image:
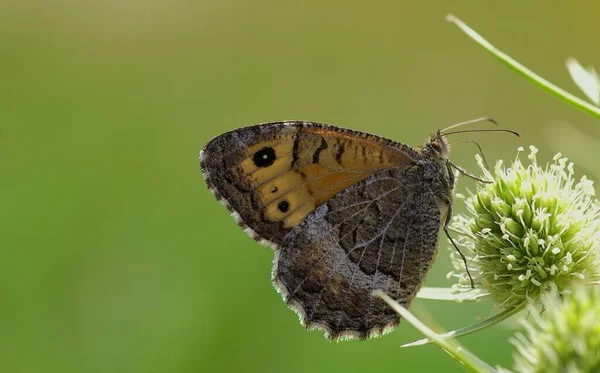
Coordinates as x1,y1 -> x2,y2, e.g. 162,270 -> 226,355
425,131 -> 451,160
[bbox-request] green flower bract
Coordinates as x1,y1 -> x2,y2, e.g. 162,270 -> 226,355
449,146 -> 600,307
511,285 -> 600,373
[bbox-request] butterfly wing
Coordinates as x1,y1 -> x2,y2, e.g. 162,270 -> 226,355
274,165 -> 446,339
200,121 -> 417,247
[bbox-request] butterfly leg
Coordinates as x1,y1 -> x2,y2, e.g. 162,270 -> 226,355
443,199 -> 475,288
448,161 -> 492,184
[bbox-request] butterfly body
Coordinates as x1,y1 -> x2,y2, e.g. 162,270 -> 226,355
200,121 -> 454,340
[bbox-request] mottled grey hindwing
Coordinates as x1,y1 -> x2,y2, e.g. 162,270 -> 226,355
273,166 -> 445,340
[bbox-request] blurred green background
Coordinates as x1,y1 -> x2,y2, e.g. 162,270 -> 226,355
2,1 -> 600,372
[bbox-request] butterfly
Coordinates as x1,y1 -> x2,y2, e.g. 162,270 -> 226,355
200,120 -> 499,340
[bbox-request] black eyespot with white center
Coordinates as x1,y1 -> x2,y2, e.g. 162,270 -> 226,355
253,147 -> 276,167
278,200 -> 290,213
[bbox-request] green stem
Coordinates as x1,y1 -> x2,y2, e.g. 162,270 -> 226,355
446,14 -> 600,120
374,291 -> 498,373
402,302 -> 527,348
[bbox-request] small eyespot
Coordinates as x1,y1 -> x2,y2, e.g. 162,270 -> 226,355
253,147 -> 276,167
278,200 -> 290,213
270,186 -> 278,193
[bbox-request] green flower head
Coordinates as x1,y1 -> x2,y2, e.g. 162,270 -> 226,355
511,285 -> 600,373
449,146 -> 600,307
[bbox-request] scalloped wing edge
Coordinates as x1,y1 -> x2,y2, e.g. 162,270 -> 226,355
200,148 -> 278,250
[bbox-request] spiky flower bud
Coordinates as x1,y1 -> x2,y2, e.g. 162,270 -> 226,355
511,285 -> 600,373
449,146 -> 600,307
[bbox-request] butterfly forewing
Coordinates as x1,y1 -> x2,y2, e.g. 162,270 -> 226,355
200,121 -> 416,246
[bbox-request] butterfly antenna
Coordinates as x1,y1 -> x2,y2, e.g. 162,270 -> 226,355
452,139 -> 490,171
440,117 -> 497,133
443,128 -> 521,137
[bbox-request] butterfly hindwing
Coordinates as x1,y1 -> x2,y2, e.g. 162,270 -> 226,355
200,121 -> 417,247
274,166 -> 443,339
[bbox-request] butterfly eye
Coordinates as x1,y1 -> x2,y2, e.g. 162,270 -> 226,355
430,141 -> 442,153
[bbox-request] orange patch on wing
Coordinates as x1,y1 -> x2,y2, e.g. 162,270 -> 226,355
233,126 -> 414,229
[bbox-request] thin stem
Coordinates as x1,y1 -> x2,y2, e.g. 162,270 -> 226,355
374,290 -> 498,373
402,302 -> 527,348
446,14 -> 600,120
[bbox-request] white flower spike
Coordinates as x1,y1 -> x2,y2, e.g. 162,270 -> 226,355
449,146 -> 600,308
511,285 -> 600,373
